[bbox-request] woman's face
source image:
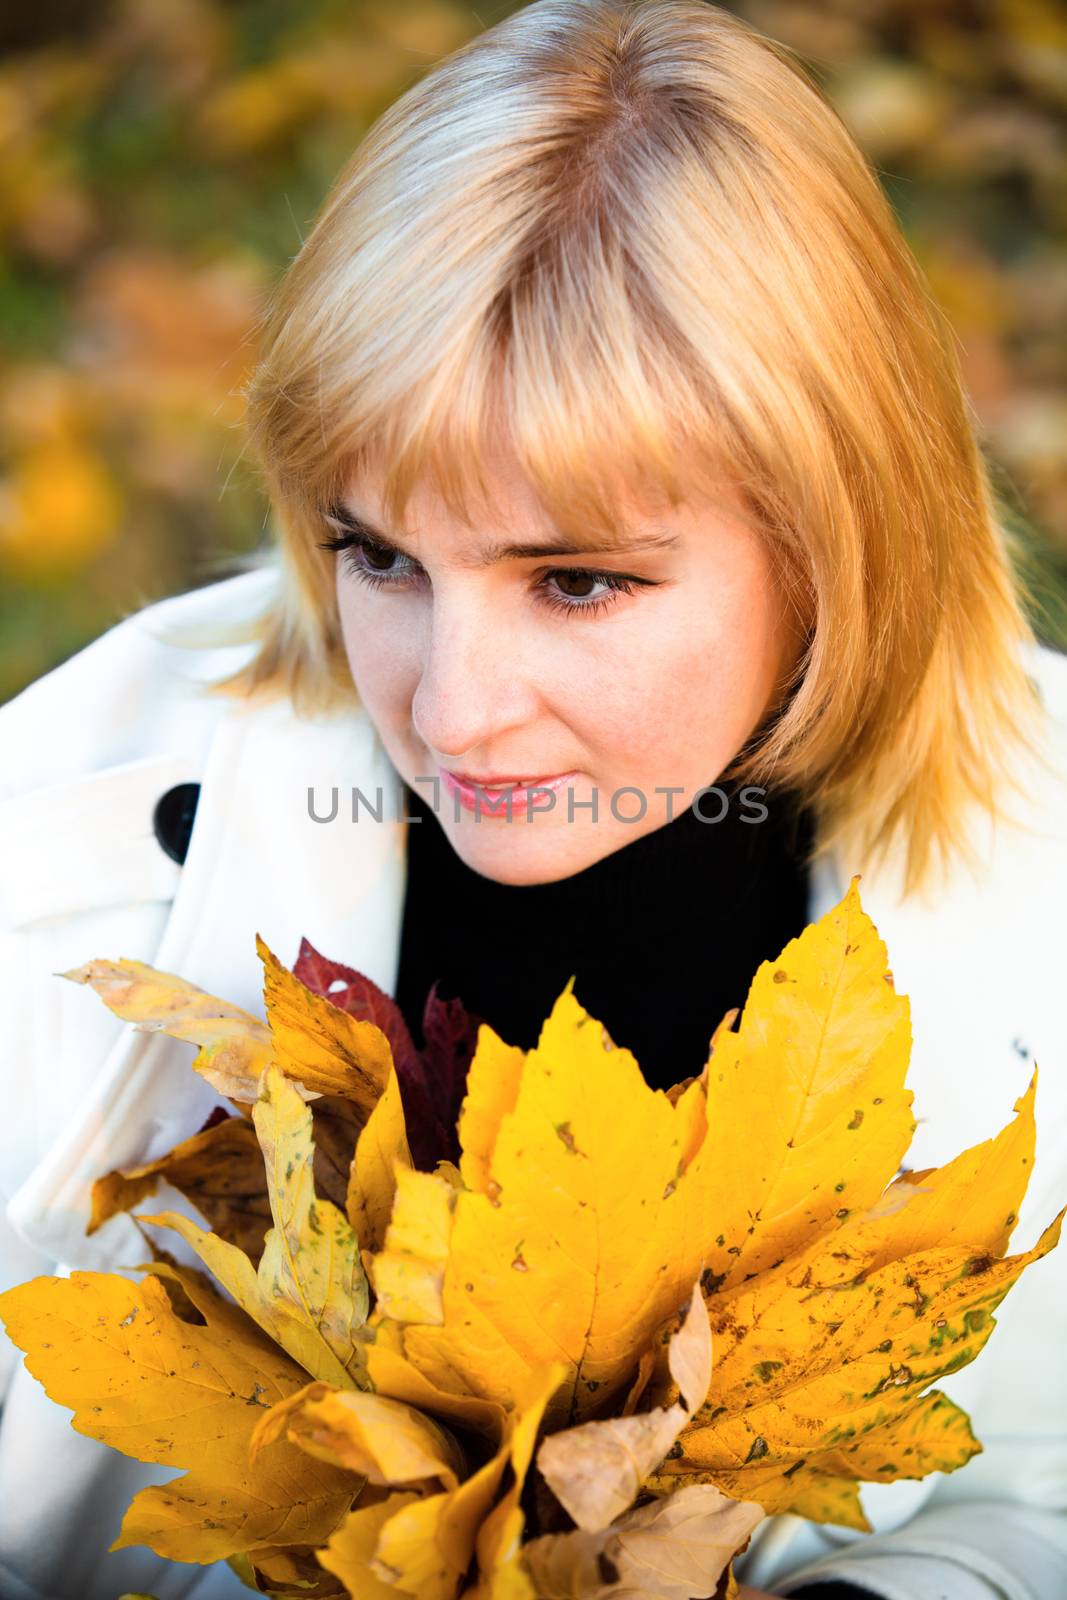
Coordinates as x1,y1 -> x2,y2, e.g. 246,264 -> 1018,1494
333,451 -> 799,885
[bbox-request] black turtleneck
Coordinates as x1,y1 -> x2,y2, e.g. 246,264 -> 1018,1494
393,778 -> 816,1092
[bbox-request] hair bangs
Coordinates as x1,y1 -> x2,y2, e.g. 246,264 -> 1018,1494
252,171 -> 746,558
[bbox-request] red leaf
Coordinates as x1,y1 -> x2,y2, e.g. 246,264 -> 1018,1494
196,1105 -> 233,1136
289,940 -> 484,1172
421,981 -> 487,1160
292,938 -> 421,1080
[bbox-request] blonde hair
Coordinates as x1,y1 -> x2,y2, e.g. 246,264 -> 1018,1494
188,0 -> 1048,899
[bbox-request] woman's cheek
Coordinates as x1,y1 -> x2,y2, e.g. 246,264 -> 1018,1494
338,593 -> 414,718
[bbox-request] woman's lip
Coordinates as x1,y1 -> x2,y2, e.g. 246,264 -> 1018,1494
445,770 -> 566,787
438,767 -> 578,814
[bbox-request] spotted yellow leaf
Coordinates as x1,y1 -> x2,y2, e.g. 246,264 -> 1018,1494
0,1267 -> 356,1562
389,989 -> 716,1427
369,1165 -> 456,1324
654,1201 -> 1063,1525
678,877 -> 916,1297
349,1064 -> 413,1254
145,1065 -> 368,1388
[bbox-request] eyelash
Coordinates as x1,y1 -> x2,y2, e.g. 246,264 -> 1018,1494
318,531 -> 649,619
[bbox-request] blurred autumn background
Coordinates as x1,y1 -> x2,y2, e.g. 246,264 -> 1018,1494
1,0 -> 1066,703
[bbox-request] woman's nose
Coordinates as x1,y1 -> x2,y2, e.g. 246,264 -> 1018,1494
410,593 -> 537,762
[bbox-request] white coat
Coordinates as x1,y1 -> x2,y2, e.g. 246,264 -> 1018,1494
1,560 -> 1066,1600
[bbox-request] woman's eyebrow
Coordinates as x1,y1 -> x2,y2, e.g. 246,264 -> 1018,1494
323,502 -> 680,563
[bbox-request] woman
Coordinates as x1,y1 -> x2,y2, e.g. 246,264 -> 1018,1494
1,1 -> 1065,1597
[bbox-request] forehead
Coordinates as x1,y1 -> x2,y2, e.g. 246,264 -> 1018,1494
325,497 -> 684,566
334,441 -> 751,563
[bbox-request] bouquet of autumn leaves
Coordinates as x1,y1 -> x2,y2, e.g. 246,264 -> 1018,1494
1,880 -> 1062,1600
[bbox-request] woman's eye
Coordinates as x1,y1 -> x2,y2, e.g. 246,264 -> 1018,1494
319,530 -> 654,619
551,571 -> 599,601
321,532 -> 416,584
539,568 -> 639,616
358,542 -> 408,577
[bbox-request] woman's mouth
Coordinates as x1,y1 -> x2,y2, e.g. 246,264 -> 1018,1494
439,767 -> 579,816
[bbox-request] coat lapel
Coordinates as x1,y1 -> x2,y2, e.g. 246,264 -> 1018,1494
0,755 -> 191,930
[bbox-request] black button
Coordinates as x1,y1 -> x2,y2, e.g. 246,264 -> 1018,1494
153,782 -> 201,866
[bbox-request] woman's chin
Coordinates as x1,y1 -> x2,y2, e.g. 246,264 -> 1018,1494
437,820 -> 628,886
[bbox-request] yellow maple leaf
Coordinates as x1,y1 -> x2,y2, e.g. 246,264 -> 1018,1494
61,937 -> 398,1119
837,1071 -> 1039,1268
349,1064 -> 413,1254
373,881 -> 916,1436
316,1365 -> 564,1600
363,1333 -> 508,1439
381,986 -> 715,1427
0,1265 -> 357,1562
370,1165 -> 457,1324
676,877 -> 915,1296
144,1065 -> 369,1388
314,1492 -> 421,1599
650,1072 -> 1063,1527
258,934 -> 393,1113
89,1111 -> 271,1262
465,1365 -> 568,1600
59,956 -> 272,1102
227,1544 -> 347,1597
370,877 -> 1063,1532
66,943 -> 406,1275
456,1025 -> 525,1196
252,1380 -> 467,1490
